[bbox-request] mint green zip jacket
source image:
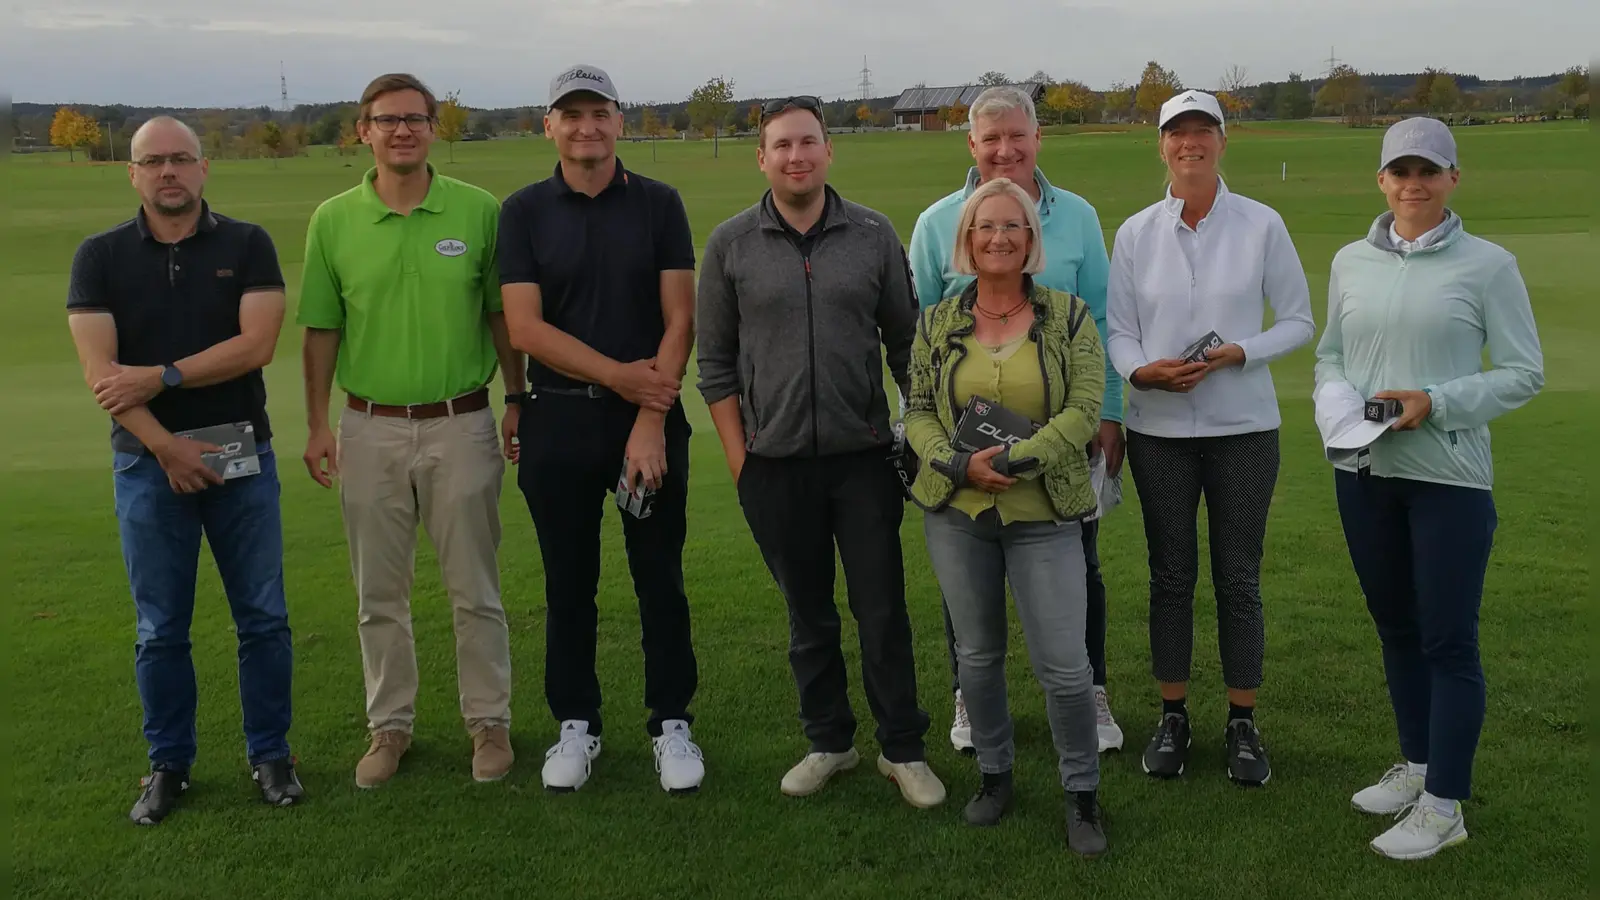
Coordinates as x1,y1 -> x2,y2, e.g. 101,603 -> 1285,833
1313,211 -> 1544,489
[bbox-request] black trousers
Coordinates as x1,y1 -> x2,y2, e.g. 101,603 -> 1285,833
943,518 -> 1109,690
1125,429 -> 1279,690
738,449 -> 930,762
518,393 -> 697,738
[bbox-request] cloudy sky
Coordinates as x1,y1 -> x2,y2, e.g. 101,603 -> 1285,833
5,0 -> 1593,108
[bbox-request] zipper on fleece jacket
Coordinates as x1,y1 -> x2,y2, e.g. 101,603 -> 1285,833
803,253 -> 819,456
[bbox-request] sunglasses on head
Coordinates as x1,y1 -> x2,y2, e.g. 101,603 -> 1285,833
761,95 -> 822,120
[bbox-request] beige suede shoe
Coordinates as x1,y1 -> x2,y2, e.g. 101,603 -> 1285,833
355,730 -> 411,789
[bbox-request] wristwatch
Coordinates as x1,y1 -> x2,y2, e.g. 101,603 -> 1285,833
160,364 -> 184,389
504,391 -> 529,406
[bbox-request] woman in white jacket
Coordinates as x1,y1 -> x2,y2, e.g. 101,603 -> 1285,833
1105,90 -> 1314,787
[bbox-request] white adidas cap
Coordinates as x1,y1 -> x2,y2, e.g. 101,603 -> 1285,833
1158,90 -> 1226,134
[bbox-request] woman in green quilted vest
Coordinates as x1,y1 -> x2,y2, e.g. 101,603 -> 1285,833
902,177 -> 1108,856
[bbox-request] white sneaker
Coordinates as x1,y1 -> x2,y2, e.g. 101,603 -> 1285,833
1352,763 -> 1425,815
1095,686 -> 1124,753
1370,800 -> 1468,860
652,719 -> 704,794
781,749 -> 859,797
949,690 -> 974,754
541,720 -> 601,792
877,755 -> 947,809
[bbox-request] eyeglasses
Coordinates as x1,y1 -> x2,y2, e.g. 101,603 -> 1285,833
133,153 -> 200,169
969,222 -> 1031,236
761,95 -> 822,121
365,114 -> 435,132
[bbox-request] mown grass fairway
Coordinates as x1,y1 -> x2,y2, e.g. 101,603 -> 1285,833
4,121 -> 1589,899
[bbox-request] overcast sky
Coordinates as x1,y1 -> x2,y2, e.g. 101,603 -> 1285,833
4,0 -> 1594,109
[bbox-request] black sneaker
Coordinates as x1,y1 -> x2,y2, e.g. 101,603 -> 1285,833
252,757 -> 305,806
1141,713 -> 1191,778
129,769 -> 188,825
962,770 -> 1014,826
1065,790 -> 1108,857
1225,719 -> 1271,786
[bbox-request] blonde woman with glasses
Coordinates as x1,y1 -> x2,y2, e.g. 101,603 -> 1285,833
904,177 -> 1108,856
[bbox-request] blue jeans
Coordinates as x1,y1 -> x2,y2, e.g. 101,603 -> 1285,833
113,441 -> 293,771
1334,470 -> 1496,801
924,507 -> 1099,791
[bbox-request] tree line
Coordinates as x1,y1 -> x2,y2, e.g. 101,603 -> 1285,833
12,64 -> 1588,161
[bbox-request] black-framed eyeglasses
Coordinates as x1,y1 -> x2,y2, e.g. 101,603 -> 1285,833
365,114 -> 435,133
761,95 -> 822,121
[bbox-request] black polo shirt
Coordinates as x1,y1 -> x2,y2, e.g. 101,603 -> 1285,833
66,202 -> 284,454
497,159 -> 696,390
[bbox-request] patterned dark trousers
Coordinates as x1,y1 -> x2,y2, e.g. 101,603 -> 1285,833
1125,429 -> 1280,690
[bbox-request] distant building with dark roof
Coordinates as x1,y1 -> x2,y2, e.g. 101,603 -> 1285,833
891,82 -> 1046,131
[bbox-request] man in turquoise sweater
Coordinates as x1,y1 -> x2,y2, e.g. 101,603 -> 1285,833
907,84 -> 1125,758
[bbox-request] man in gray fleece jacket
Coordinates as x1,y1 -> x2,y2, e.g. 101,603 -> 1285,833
695,96 -> 944,809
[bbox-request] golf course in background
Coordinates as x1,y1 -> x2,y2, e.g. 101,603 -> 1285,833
4,120 -> 1589,899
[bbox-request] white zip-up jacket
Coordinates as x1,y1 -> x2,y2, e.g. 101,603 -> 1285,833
1107,178 -> 1315,438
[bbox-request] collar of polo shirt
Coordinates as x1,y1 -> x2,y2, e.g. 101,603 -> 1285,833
358,163 -> 447,222
135,200 -> 218,240
1161,174 -> 1231,226
550,158 -> 629,196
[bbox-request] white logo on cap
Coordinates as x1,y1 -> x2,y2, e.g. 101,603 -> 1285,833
435,239 -> 467,257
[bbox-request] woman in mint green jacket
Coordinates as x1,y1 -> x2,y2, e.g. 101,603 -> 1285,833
1313,117 -> 1543,862
904,177 -> 1107,856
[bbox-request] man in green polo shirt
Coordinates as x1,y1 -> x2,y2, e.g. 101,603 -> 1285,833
297,72 -> 527,789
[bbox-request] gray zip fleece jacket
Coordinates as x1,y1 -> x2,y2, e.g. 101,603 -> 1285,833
695,188 -> 919,459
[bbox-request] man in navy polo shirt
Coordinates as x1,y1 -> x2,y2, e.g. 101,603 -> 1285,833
65,117 -> 301,825
499,64 -> 703,795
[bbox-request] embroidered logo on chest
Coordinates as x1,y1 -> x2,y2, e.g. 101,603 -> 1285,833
435,239 -> 468,257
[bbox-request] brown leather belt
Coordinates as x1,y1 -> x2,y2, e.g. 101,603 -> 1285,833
346,387 -> 490,419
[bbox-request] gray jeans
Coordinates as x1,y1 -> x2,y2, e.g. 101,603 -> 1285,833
924,507 -> 1099,791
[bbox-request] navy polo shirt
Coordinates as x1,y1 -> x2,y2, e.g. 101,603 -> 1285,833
67,202 -> 285,453
497,158 -> 696,390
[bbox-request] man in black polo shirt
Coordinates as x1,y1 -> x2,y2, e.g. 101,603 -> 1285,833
499,64 -> 703,794
695,97 -> 944,808
64,117 -> 301,825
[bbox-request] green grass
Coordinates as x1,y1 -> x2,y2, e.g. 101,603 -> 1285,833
4,121 -> 1589,899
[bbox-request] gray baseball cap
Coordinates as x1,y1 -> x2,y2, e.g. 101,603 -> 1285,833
1379,117 -> 1458,171
549,64 -> 619,107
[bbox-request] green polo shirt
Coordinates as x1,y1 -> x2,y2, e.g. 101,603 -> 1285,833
296,164 -> 503,406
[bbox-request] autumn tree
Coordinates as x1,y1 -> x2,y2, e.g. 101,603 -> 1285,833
286,123 -> 309,157
1044,81 -> 1096,124
436,90 -> 469,162
260,121 -> 284,167
746,103 -> 761,131
855,104 -> 871,127
1429,74 -> 1461,113
641,106 -> 663,137
1219,65 -> 1251,120
337,118 -> 360,155
977,70 -> 1009,86
49,107 -> 99,162
1102,82 -> 1133,123
1414,68 -> 1442,110
1134,61 -> 1183,122
1558,65 -> 1588,111
947,101 -> 969,127
687,75 -> 736,155
1316,64 -> 1370,127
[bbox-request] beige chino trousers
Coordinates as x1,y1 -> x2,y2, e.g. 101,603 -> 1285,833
337,404 -> 511,735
